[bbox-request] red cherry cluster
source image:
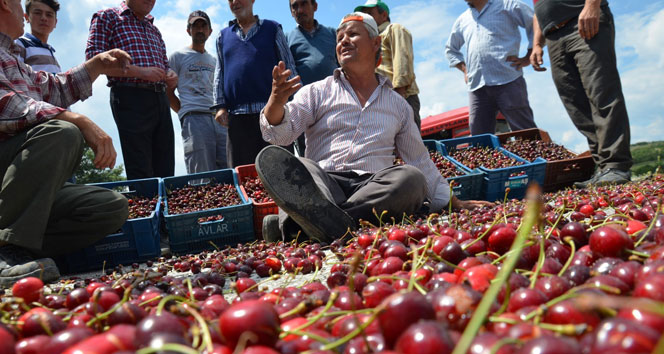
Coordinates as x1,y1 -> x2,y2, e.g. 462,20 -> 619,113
503,138 -> 576,162
449,146 -> 524,170
126,195 -> 158,220
396,152 -> 464,179
166,182 -> 242,215
241,176 -> 273,203
3,175 -> 664,354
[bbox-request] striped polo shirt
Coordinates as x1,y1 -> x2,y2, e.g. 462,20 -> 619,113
13,33 -> 61,74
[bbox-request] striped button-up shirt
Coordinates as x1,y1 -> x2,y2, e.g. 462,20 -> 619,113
445,0 -> 534,91
260,68 -> 450,210
0,32 -> 92,142
212,16 -> 296,115
85,1 -> 169,85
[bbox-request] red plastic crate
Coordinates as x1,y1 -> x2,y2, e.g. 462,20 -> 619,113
496,128 -> 595,192
235,164 -> 279,240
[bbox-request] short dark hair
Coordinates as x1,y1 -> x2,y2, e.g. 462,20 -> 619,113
289,0 -> 317,8
375,5 -> 390,22
25,0 -> 60,13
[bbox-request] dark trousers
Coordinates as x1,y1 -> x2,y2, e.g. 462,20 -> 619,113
279,159 -> 428,237
0,121 -> 128,256
406,94 -> 422,130
227,113 -> 293,167
468,76 -> 536,135
546,6 -> 632,171
110,86 -> 175,180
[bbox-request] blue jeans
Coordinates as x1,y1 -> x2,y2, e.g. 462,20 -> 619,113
181,112 -> 228,173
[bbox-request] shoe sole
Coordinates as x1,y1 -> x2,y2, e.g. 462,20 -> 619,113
255,146 -> 355,244
262,215 -> 282,243
0,259 -> 60,289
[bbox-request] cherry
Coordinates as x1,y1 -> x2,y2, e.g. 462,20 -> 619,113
507,288 -> 547,313
563,265 -> 591,286
617,307 -> 664,332
134,312 -> 186,349
63,324 -> 136,354
633,273 -> 664,301
589,226 -> 634,258
488,226 -> 517,255
219,300 -> 280,349
590,318 -> 659,353
12,277 -> 44,304
378,291 -> 435,347
20,309 -> 66,338
459,263 -> 498,292
65,288 -> 90,310
517,335 -> 581,354
585,275 -> 630,295
343,333 -> 386,354
394,320 -> 454,354
362,281 -> 395,308
467,332 -> 517,354
46,327 -> 95,354
107,302 -> 147,326
15,335 -> 50,354
534,275 -> 571,300
559,222 -> 589,246
542,300 -> 600,329
608,260 -> 641,288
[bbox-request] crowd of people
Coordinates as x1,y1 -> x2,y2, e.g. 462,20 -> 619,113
0,0 -> 631,283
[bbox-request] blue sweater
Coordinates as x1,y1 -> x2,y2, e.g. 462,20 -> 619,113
221,19 -> 278,111
287,22 -> 338,85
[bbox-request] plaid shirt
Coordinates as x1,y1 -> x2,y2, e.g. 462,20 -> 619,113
0,32 -> 92,142
85,1 -> 169,85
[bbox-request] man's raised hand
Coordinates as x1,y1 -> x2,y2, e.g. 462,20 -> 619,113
270,61 -> 301,106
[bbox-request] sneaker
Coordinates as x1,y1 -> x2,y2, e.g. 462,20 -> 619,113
262,214 -> 282,243
255,146 -> 356,244
594,169 -> 631,186
573,168 -> 602,189
0,244 -> 60,288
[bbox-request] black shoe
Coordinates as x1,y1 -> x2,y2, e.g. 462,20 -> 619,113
262,214 -> 282,243
255,146 -> 356,244
594,169 -> 631,186
0,245 -> 60,288
573,168 -> 602,189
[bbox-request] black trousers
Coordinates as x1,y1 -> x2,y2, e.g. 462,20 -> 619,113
110,86 -> 175,179
546,6 -> 632,171
227,113 -> 294,167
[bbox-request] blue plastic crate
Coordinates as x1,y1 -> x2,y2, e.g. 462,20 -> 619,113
422,140 -> 484,200
161,169 -> 254,255
439,135 -> 546,201
59,178 -> 162,273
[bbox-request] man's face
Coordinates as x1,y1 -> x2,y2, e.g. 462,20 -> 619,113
336,21 -> 378,68
465,0 -> 477,8
4,0 -> 25,39
25,1 -> 56,38
126,0 -> 156,18
361,7 -> 387,26
290,0 -> 316,27
228,0 -> 254,19
187,19 -> 212,45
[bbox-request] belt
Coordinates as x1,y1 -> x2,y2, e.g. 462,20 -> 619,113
546,17 -> 574,36
111,82 -> 166,93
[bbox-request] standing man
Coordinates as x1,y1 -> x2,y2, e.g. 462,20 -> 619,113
13,0 -> 60,73
355,0 -> 421,129
445,0 -> 537,135
530,0 -> 632,186
287,0 -> 338,155
167,11 -> 227,174
213,0 -> 298,168
86,0 -> 177,180
0,0 -> 131,285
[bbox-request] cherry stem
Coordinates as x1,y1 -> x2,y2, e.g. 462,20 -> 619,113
557,237 -> 576,276
279,292 -> 339,339
462,217 -> 501,251
635,205 -> 660,247
319,305 -> 384,351
529,236 -> 546,288
183,304 -> 213,353
135,343 -> 200,354
626,249 -> 650,258
453,185 -> 542,354
490,242 -> 535,265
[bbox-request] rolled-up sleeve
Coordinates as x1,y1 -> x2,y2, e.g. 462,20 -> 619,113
445,19 -> 466,67
260,83 -> 315,145
389,24 -> 416,89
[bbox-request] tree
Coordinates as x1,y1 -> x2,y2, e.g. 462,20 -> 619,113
74,147 -> 125,184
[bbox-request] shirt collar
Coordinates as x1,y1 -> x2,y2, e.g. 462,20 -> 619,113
24,32 -> 55,52
378,21 -> 390,33
297,20 -> 320,35
0,32 -> 12,51
333,68 -> 391,88
229,15 -> 260,29
120,1 -> 154,23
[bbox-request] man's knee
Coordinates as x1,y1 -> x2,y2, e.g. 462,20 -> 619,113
389,165 -> 428,197
90,188 -> 129,234
33,120 -> 85,157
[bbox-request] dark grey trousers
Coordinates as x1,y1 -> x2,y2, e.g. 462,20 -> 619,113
279,158 -> 428,239
0,120 -> 128,257
406,94 -> 421,130
546,6 -> 632,171
468,76 -> 536,135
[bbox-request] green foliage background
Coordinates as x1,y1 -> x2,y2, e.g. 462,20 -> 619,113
74,147 -> 125,184
631,141 -> 664,176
